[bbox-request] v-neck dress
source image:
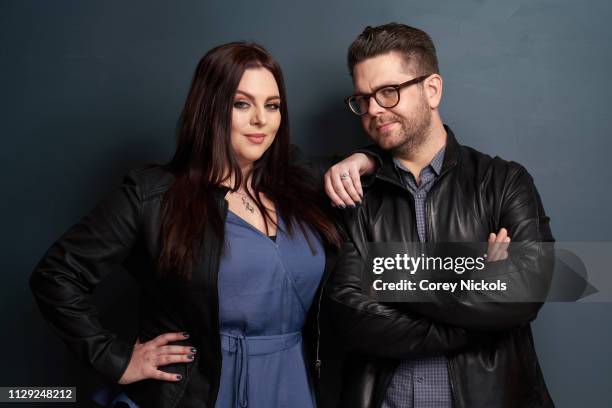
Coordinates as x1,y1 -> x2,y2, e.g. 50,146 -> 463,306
214,210 -> 325,408
104,211 -> 325,408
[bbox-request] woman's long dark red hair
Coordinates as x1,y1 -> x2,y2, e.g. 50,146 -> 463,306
157,42 -> 340,279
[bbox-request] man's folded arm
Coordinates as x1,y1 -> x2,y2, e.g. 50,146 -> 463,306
324,239 -> 477,360
409,165 -> 555,331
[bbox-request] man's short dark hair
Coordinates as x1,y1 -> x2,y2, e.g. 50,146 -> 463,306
347,23 -> 439,77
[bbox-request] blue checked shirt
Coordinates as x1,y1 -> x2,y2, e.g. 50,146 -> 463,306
381,145 -> 454,408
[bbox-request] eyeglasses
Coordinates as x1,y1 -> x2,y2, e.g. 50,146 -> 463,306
344,74 -> 431,116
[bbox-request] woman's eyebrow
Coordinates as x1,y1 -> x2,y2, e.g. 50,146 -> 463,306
236,90 -> 280,101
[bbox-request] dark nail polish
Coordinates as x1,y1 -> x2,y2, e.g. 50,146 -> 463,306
340,205 -> 346,209
190,347 -> 197,354
187,354 -> 194,360
176,374 -> 183,380
349,204 -> 356,209
182,332 -> 190,338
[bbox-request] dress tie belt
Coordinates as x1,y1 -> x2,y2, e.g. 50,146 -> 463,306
220,331 -> 302,408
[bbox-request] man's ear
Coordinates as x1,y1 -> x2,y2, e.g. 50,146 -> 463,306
424,74 -> 443,109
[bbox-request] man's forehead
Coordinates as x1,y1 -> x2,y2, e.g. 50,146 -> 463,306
352,52 -> 414,92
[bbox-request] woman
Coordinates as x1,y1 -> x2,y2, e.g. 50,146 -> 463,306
30,42 -> 373,407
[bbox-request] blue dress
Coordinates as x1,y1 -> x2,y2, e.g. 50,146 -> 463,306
215,210 -> 324,408
105,210 -> 325,408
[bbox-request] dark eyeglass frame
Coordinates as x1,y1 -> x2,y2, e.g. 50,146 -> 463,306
344,74 -> 432,116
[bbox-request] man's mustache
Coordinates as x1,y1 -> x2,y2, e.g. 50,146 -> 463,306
370,115 -> 402,133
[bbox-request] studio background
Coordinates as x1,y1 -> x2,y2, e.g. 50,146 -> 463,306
2,0 -> 611,406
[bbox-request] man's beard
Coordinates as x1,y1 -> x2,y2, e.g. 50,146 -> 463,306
371,95 -> 432,159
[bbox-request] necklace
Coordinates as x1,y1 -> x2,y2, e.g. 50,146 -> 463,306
233,191 -> 256,213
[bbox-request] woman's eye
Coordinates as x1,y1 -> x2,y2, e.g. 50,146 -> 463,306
233,101 -> 250,109
266,103 -> 281,111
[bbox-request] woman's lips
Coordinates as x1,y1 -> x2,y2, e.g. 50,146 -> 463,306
244,133 -> 265,144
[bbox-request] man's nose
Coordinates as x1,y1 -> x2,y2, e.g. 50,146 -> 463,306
367,96 -> 385,116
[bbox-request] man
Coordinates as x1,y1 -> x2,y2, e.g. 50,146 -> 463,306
322,23 -> 555,408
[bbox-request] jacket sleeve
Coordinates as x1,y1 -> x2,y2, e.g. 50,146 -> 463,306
29,170 -> 143,383
409,165 -> 555,331
324,211 -> 475,359
289,144 -> 341,186
351,144 -> 385,188
290,143 -> 382,191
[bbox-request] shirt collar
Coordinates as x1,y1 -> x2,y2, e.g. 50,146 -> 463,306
393,144 -> 447,177
429,145 -> 446,176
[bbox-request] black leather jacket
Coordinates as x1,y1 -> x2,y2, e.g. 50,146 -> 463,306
323,126 -> 555,408
29,165 -> 336,408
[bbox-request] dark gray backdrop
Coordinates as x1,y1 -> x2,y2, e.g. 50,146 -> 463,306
2,0 -> 611,406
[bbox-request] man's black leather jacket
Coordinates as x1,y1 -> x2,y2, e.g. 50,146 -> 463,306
323,125 -> 555,408
29,165 -> 336,408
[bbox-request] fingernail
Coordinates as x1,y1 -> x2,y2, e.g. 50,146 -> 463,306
182,332 -> 190,338
190,347 -> 197,354
176,374 -> 183,380
187,354 -> 194,360
340,205 -> 346,209
349,204 -> 356,209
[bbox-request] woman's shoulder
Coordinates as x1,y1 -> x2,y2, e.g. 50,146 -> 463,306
123,164 -> 175,200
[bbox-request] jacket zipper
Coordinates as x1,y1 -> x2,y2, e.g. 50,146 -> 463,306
424,171 -> 460,407
448,358 -> 459,407
206,194 -> 229,408
314,263 -> 333,379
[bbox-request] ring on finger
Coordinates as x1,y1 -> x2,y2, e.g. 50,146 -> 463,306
340,172 -> 350,181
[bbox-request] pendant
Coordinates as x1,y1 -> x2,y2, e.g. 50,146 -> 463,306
241,196 -> 255,213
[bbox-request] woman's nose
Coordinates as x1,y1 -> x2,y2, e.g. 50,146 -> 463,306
251,107 -> 267,126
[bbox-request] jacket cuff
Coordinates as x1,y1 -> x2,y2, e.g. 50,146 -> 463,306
93,334 -> 136,384
352,146 -> 384,188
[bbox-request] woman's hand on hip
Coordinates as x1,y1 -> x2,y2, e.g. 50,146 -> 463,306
118,332 -> 195,384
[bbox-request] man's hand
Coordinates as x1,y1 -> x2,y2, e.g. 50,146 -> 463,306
118,332 -> 195,384
324,153 -> 377,207
487,228 -> 511,262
